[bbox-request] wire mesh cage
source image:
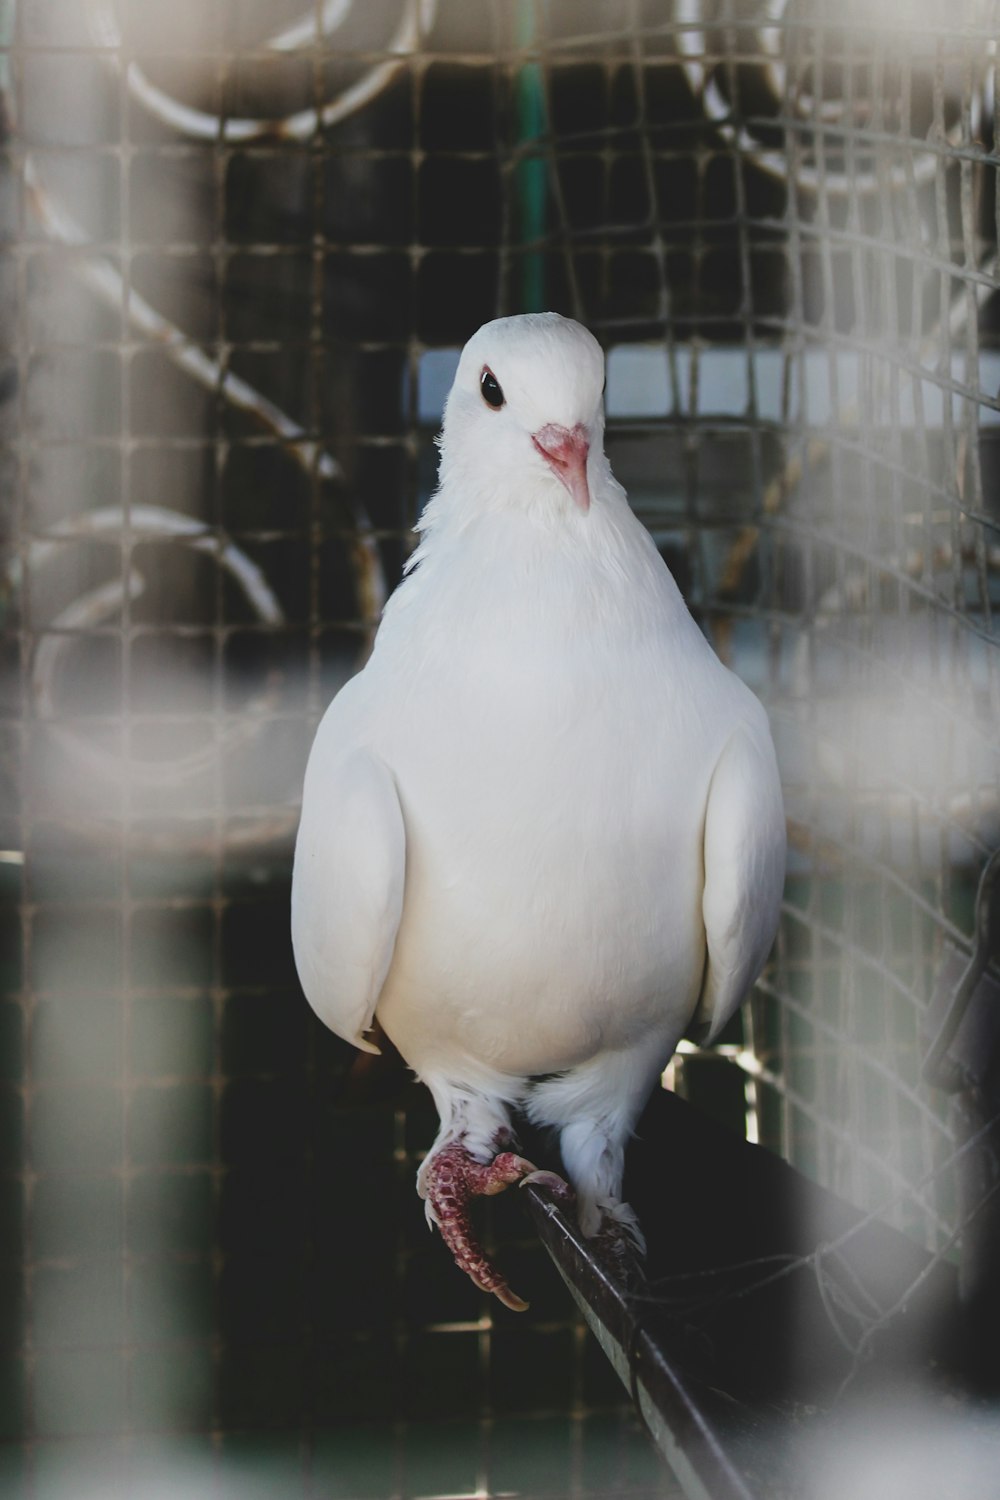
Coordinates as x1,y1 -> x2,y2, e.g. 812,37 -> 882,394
2,0 -> 1000,1495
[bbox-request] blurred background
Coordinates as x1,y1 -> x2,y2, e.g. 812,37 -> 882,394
1,0 -> 999,1495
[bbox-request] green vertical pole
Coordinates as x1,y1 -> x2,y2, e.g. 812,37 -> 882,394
0,0 -> 15,100
516,0 -> 546,312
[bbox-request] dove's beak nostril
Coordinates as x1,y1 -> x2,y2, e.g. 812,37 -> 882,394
532,423 -> 591,514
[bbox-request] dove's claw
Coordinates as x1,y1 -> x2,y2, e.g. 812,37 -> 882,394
492,1281 -> 530,1313
520,1169 -> 575,1208
592,1203 -> 648,1293
423,1142 -> 535,1311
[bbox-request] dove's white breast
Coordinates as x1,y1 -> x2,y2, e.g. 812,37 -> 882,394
314,485 -> 761,1082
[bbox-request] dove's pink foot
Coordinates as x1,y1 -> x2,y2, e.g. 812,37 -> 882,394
423,1142 -> 537,1311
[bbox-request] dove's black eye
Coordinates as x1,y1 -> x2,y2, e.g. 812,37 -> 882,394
480,367 -> 505,409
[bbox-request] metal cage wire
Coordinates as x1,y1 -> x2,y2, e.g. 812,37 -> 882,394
1,0 -> 999,1494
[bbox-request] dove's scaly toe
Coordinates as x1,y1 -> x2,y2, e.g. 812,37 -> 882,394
423,1142 -> 535,1311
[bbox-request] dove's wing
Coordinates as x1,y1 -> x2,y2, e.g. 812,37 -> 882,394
689,712 -> 786,1044
291,745 -> 405,1056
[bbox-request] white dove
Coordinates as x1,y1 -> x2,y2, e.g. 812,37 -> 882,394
292,312 -> 786,1311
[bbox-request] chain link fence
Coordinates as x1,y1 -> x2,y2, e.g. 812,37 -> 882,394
2,1 -> 999,1495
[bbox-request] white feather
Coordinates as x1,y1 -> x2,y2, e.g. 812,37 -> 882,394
291,738 -> 404,1055
292,311 -> 786,1236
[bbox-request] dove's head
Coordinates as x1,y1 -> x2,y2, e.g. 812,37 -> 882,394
439,312 -> 606,517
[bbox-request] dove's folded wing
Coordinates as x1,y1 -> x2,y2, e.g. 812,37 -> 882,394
291,746 -> 405,1055
689,713 -> 786,1044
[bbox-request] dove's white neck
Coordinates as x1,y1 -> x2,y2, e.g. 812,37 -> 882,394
374,462 -> 697,677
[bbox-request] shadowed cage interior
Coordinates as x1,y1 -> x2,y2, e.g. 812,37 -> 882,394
1,0 -> 999,1495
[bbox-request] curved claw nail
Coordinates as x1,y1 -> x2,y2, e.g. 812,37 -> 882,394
520,1169 -> 574,1203
470,1270 -> 529,1312
494,1282 -> 530,1312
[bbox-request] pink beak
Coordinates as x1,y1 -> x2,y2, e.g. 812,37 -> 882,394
532,423 -> 591,514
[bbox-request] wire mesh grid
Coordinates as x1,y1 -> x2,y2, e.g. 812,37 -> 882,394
1,0 -> 999,1495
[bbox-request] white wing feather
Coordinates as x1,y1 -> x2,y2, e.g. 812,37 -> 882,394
291,743 -> 405,1055
691,712 -> 786,1043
